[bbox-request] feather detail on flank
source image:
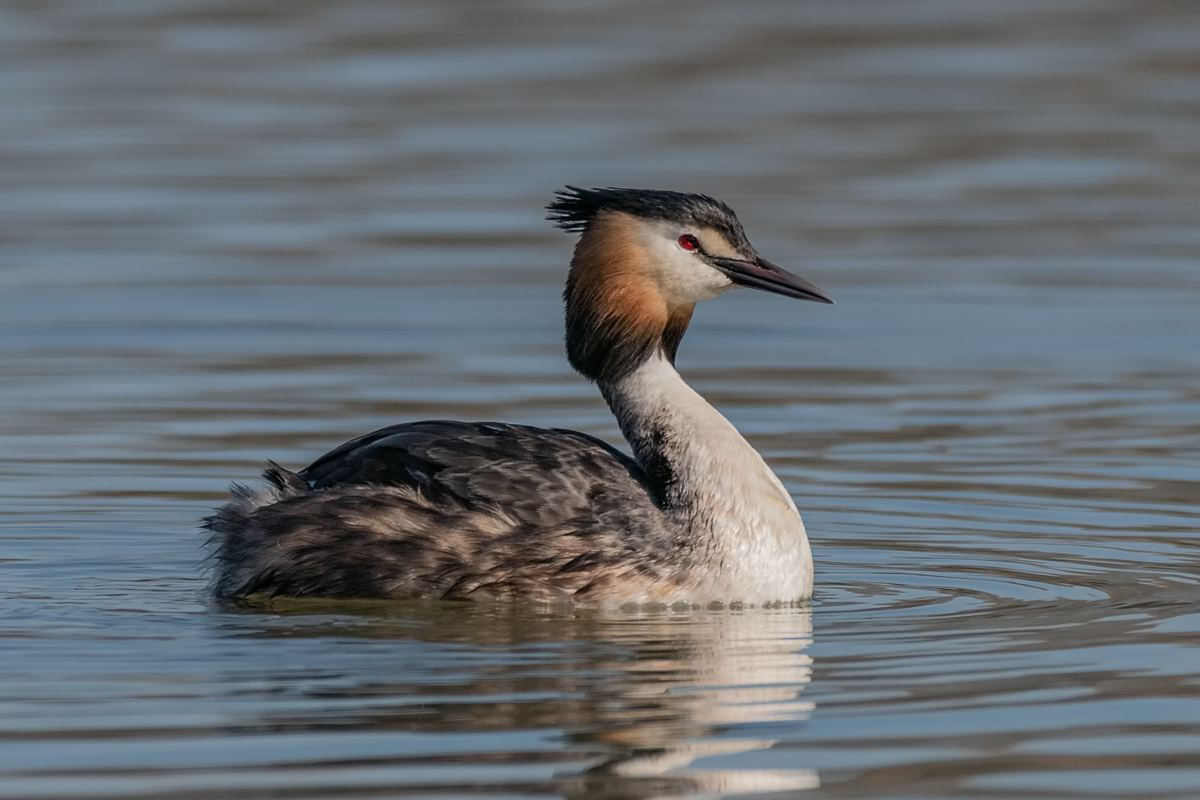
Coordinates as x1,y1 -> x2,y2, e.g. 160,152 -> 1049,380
205,187 -> 833,606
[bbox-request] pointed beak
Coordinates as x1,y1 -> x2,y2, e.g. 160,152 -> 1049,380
711,256 -> 834,304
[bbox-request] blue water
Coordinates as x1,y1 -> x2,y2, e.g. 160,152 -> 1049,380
1,1 -> 1198,798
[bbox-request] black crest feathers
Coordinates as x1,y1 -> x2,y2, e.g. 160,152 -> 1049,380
547,186 -> 752,251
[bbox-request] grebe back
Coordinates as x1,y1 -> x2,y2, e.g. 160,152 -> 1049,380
206,187 -> 833,605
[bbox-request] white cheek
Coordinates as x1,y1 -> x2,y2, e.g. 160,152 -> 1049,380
667,263 -> 734,304
643,232 -> 734,305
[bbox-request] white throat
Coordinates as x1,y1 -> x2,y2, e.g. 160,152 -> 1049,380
601,353 -> 813,603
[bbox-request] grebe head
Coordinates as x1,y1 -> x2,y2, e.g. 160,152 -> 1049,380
547,186 -> 833,384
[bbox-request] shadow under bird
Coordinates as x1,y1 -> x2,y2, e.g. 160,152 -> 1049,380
206,187 -> 833,606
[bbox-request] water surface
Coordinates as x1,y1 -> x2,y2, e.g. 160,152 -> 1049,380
1,1 -> 1198,798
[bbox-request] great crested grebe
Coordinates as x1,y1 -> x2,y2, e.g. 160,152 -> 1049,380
206,187 -> 833,606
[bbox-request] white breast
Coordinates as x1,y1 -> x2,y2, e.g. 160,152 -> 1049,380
606,354 -> 813,604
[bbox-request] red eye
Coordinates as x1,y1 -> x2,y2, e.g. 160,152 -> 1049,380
678,235 -> 700,251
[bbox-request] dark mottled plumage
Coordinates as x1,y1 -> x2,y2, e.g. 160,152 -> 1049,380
207,422 -> 685,602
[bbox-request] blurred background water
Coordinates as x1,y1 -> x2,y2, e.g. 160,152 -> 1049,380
1,1 -> 1198,798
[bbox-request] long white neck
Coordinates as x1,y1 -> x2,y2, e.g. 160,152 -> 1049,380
600,353 -> 813,602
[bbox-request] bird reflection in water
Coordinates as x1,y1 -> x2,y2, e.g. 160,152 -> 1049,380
564,607 -> 818,798
231,602 -> 818,797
